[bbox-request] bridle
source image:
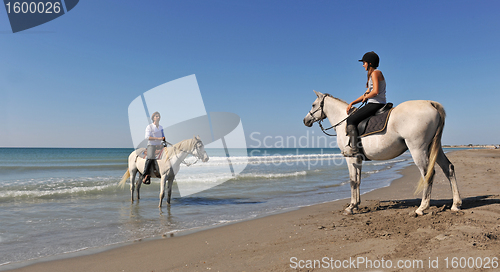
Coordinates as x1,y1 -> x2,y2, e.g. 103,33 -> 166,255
174,138 -> 205,166
307,95 -> 328,124
308,95 -> 366,137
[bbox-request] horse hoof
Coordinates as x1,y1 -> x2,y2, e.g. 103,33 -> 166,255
415,209 -> 424,216
451,206 -> 461,212
343,209 -> 353,215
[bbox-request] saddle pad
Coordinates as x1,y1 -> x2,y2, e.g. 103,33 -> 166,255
140,147 -> 165,160
360,108 -> 393,137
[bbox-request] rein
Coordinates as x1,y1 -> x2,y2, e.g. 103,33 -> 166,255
171,139 -> 203,166
308,96 -> 366,137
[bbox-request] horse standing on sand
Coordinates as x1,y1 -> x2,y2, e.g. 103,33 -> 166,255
119,136 -> 209,207
303,91 -> 461,215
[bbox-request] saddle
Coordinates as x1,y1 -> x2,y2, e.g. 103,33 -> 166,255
139,148 -> 165,160
137,148 -> 165,178
357,103 -> 393,137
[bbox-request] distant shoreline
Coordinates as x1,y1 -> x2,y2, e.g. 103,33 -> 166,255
443,144 -> 499,149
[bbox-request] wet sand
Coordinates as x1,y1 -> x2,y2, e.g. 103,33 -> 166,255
8,149 -> 500,271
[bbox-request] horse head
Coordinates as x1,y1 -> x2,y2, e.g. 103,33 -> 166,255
192,136 -> 209,162
303,90 -> 327,127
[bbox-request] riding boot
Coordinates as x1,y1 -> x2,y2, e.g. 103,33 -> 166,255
143,159 -> 153,184
343,124 -> 361,157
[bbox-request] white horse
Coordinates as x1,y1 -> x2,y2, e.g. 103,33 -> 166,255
119,136 -> 209,207
303,91 -> 461,215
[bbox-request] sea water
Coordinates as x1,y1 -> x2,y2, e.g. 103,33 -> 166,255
0,147 -> 414,269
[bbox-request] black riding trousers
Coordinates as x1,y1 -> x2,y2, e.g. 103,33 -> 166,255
346,103 -> 385,127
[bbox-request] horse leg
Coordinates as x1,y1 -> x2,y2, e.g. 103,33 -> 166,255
130,169 -> 137,202
344,157 -> 362,215
166,176 -> 174,205
417,171 -> 434,216
136,175 -> 142,200
436,148 -> 462,211
407,146 -> 434,215
159,174 -> 167,207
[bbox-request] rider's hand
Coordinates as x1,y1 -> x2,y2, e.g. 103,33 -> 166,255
346,103 -> 353,114
362,91 -> 370,103
362,95 -> 367,103
162,137 -> 166,141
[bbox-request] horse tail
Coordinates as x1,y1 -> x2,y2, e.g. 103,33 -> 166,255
415,101 -> 445,194
119,169 -> 130,188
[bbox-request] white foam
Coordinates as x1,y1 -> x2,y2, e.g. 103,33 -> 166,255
182,153 -> 343,167
174,170 -> 308,185
237,171 -> 307,179
0,184 -> 115,199
369,158 -> 407,166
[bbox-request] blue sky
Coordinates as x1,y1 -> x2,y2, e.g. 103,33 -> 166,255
1,0 -> 499,148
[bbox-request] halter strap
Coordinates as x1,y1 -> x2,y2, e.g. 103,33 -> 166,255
308,96 -> 366,137
171,138 -> 203,166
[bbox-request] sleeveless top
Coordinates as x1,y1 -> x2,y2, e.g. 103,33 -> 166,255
367,74 -> 386,104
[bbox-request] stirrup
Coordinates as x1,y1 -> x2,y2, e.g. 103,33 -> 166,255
342,145 -> 360,157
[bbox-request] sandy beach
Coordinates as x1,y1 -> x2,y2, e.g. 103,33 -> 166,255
9,149 -> 500,272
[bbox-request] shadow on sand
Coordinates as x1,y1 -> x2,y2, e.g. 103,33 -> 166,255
361,195 -> 500,213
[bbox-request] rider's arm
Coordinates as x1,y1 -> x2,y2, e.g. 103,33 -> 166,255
145,124 -> 152,139
346,88 -> 370,113
145,125 -> 163,141
362,70 -> 381,100
346,70 -> 384,114
352,90 -> 369,105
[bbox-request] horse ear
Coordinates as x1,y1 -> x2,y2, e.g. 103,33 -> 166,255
313,90 -> 324,98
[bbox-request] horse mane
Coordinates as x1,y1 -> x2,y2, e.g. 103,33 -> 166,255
324,93 -> 348,105
161,138 -> 197,162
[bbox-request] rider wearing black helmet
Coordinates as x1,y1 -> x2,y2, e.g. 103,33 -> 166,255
344,51 -> 387,157
359,51 -> 380,69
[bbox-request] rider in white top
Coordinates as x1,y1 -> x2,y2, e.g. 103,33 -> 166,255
145,122 -> 164,146
142,112 -> 165,184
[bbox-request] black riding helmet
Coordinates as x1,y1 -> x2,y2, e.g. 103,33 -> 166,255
359,51 -> 379,68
